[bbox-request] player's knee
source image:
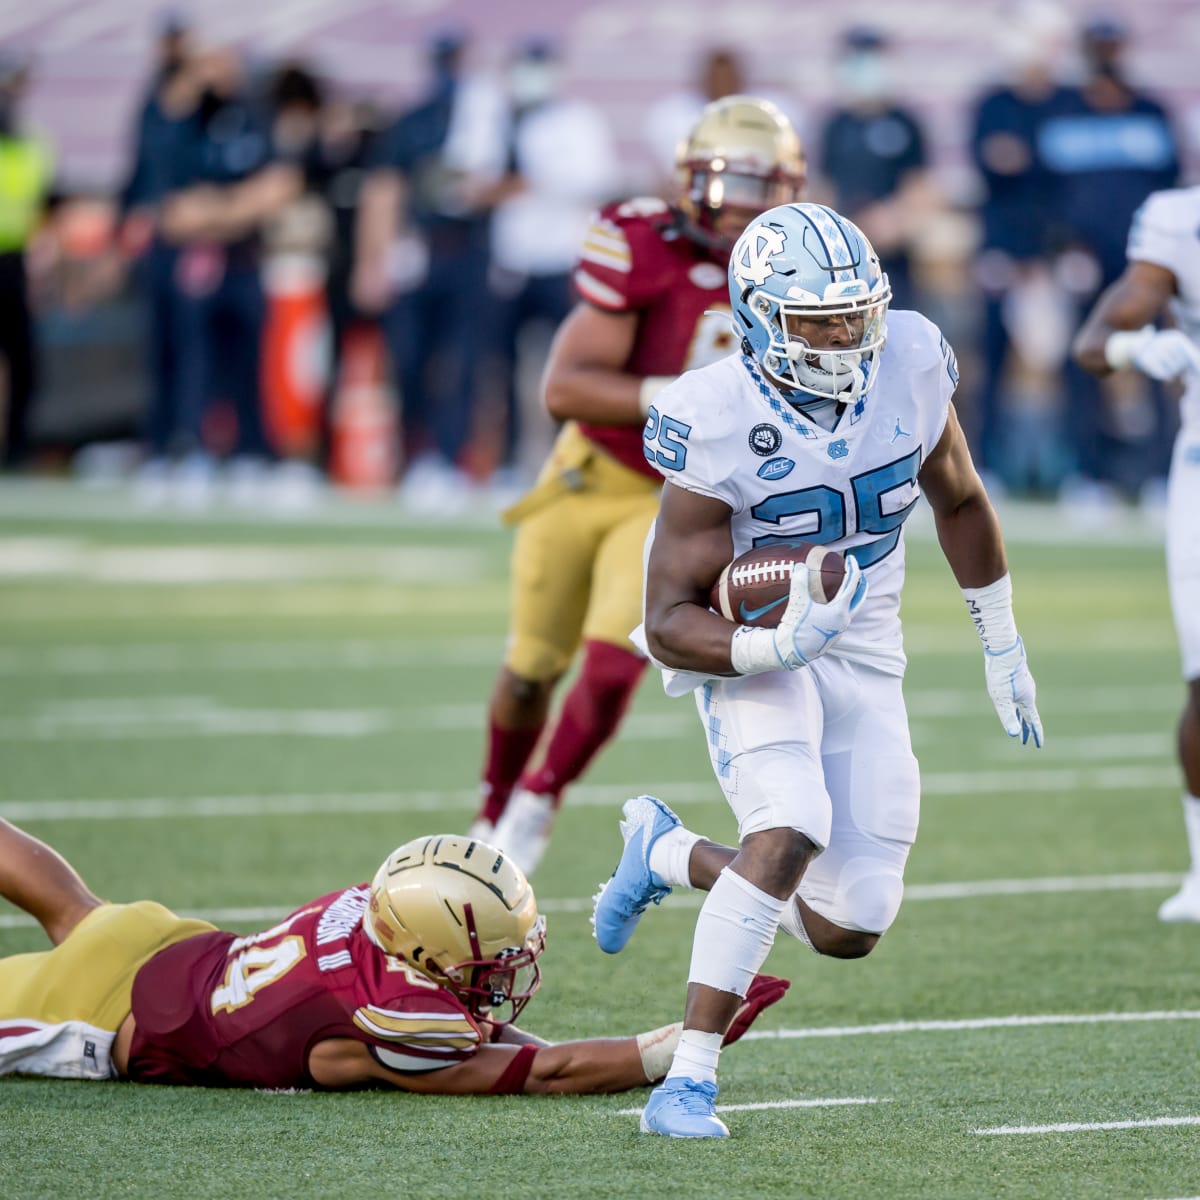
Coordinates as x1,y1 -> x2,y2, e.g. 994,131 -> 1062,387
579,640 -> 645,709
811,926 -> 880,959
839,869 -> 904,942
739,827 -> 818,894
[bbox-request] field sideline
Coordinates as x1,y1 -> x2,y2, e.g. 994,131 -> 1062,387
1,480 -> 1197,1200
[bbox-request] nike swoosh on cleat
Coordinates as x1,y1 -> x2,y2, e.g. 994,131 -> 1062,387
738,596 -> 788,623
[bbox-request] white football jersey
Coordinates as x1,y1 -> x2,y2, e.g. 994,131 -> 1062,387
1128,186 -> 1200,428
641,309 -> 955,690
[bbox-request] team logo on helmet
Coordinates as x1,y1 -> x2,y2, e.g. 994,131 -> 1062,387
732,224 -> 787,288
749,423 -> 783,456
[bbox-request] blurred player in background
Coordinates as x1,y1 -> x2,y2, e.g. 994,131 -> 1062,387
592,201 -> 1042,1137
0,820 -> 785,1093
472,96 -> 807,874
1072,186 -> 1200,922
0,56 -> 52,471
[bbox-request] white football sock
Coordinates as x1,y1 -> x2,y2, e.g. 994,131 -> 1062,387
665,1029 -> 725,1085
648,825 -> 702,889
686,867 -> 787,997
778,894 -> 820,953
1183,794 -> 1200,875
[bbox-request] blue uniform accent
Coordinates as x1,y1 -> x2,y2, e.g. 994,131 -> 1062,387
827,439 -> 849,460
757,456 -> 795,480
643,406 -> 691,471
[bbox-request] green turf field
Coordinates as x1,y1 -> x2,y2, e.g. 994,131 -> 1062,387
1,482 -> 1197,1200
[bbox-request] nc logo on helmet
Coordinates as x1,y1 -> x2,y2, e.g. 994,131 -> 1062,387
732,224 -> 787,287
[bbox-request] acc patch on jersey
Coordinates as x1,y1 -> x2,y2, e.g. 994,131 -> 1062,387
757,456 -> 795,480
748,423 -> 782,456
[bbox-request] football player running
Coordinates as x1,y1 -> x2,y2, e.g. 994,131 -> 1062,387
1073,185 -> 1200,923
472,96 -> 807,874
0,819 -> 786,1092
591,202 -> 1044,1137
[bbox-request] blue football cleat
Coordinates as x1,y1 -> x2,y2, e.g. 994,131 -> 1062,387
640,1077 -> 730,1138
591,795 -> 680,954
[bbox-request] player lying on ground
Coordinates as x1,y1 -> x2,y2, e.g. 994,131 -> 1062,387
0,822 -> 786,1092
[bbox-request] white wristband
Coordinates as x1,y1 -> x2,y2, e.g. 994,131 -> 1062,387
961,573 -> 1019,654
1104,326 -> 1153,371
636,1022 -> 683,1082
729,625 -> 784,675
639,375 -> 672,417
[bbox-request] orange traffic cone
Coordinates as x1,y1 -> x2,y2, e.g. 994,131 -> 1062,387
329,322 -> 398,491
261,254 -> 330,459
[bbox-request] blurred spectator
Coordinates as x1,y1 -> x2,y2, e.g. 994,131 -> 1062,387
644,47 -> 745,186
968,1 -> 1074,492
152,47 -> 304,506
118,14 -> 195,490
0,56 -> 53,470
817,27 -> 937,310
1040,15 -> 1181,503
478,39 -> 620,491
352,31 -> 507,512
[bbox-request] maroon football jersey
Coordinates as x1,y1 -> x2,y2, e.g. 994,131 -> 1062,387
573,198 -> 738,477
126,886 -> 483,1088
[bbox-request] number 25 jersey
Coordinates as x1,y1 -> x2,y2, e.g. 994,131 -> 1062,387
642,309 -> 957,687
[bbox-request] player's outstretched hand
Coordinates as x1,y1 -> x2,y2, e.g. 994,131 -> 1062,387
723,974 -> 791,1046
983,637 -> 1043,747
773,556 -> 867,669
1132,328 -> 1200,381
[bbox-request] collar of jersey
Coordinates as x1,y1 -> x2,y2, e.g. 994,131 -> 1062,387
740,355 -> 870,440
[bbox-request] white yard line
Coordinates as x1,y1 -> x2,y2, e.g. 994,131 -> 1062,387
742,1011 -> 1200,1041
973,1116 -> 1200,1136
0,874 -> 1185,929
0,762 -> 1183,825
613,1097 -> 889,1116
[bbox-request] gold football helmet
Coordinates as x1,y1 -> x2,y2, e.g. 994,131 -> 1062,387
364,834 -> 546,1024
676,94 -> 807,252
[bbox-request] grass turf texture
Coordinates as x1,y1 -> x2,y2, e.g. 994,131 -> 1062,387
1,486 -> 1198,1199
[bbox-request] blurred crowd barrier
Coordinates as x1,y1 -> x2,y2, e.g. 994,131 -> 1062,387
1,0 -> 1198,517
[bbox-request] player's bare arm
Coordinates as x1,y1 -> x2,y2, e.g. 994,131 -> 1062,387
643,482 -> 737,674
540,303 -> 648,426
305,1034 -> 653,1095
918,405 -> 1008,588
1072,261 -> 1178,374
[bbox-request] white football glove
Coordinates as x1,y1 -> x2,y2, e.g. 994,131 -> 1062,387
770,556 -> 868,670
1106,326 -> 1200,381
983,637 -> 1043,747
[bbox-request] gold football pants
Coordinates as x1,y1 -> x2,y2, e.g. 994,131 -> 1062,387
503,423 -> 660,681
0,900 -> 215,1032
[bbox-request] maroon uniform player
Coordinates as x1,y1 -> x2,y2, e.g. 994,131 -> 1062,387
0,822 -> 787,1093
475,96 -> 807,874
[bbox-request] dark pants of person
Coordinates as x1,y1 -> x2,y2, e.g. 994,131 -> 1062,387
0,252 -> 36,469
483,270 -> 573,467
172,257 -> 271,459
140,239 -> 181,458
383,244 -> 487,467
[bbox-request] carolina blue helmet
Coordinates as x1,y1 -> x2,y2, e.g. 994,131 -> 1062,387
728,202 -> 891,404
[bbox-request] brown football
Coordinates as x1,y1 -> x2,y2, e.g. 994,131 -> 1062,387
709,542 -> 847,628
